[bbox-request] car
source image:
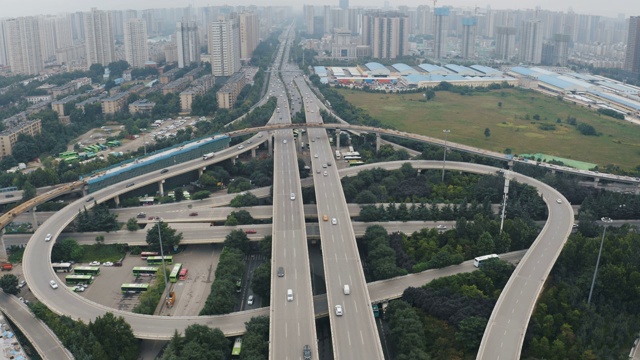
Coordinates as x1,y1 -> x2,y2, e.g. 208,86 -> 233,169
436,225 -> 447,230
247,295 -> 254,305
335,305 -> 343,316
290,193 -> 296,200
316,169 -> 321,174
73,285 -> 85,292
323,171 -> 328,176
556,198 -> 562,204
277,266 -> 285,277
258,134 -> 264,138
189,212 -> 198,216
18,297 -> 24,303
136,212 -> 146,218
247,140 -> 252,144
237,145 -> 244,149
114,262 -> 123,267
332,218 -> 337,225
49,280 -> 58,289
85,197 -> 94,202
323,214 -> 329,221
314,153 -> 318,158
126,182 -> 135,188
45,233 -> 52,242
322,164 -> 327,168
161,169 -> 169,174
283,139 -> 287,144
18,280 -> 26,288
148,216 -> 155,220
245,229 -> 257,234
89,261 -> 100,266
303,345 -> 312,360
287,289 -> 293,301
311,138 -> 315,142
327,162 -> 332,167
103,262 -> 114,267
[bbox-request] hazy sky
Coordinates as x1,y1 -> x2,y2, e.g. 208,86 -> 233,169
3,0 -> 638,18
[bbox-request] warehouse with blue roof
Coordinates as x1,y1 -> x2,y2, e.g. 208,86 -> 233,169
417,64 -> 449,75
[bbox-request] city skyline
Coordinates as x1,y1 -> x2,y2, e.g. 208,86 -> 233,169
2,1 -> 639,19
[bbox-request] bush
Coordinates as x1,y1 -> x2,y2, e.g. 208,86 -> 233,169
133,268 -> 168,314
577,123 -> 598,136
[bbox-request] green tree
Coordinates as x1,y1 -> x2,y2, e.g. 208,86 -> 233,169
88,312 -> 139,360
251,262 -> 271,301
146,222 -> 183,252
484,128 -> 491,138
21,181 -> 36,201
192,190 -> 211,200
126,218 -> 139,231
0,274 -> 19,295
455,316 -> 488,352
230,193 -> 260,207
224,229 -> 251,254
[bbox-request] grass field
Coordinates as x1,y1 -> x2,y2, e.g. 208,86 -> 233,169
336,88 -> 640,170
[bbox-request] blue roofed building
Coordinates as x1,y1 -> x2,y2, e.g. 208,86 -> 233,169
362,62 -> 390,76
444,64 -> 481,76
417,63 -> 450,75
391,63 -> 419,76
470,65 -> 502,76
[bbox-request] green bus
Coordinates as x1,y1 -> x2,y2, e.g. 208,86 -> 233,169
59,151 -> 78,159
121,283 -> 150,294
74,266 -> 100,275
65,275 -> 93,285
147,256 -> 173,265
169,263 -> 182,283
132,266 -> 158,277
231,337 -> 242,357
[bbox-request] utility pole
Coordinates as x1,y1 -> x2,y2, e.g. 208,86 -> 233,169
587,217 -> 613,305
441,129 -> 450,182
499,172 -> 510,234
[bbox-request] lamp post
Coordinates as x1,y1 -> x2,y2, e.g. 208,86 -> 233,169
587,216 -> 613,305
156,219 -> 169,300
441,130 -> 450,182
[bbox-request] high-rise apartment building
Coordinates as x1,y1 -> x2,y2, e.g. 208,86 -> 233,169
624,16 -> 640,73
339,0 -> 349,10
433,7 -> 449,58
0,22 -> 8,66
84,8 -> 115,66
303,5 -> 315,35
55,15 -> 73,50
520,19 -> 543,64
238,13 -> 259,60
124,18 -> 148,68
461,17 -> 476,60
361,12 -> 409,59
495,26 -> 516,61
176,20 -> 200,68
209,18 -> 240,76
5,17 -> 43,75
552,33 -> 570,66
38,16 -> 57,62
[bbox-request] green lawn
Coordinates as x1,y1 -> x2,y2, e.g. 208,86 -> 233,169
336,88 -> 640,169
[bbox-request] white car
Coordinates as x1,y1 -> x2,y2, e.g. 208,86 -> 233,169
335,305 -> 343,316
314,153 -> 318,158
237,145 -> 244,149
323,171 -> 328,176
290,193 -> 296,200
45,233 -> 52,242
49,280 -> 58,289
103,261 -> 114,267
556,198 -> 562,204
436,225 -> 447,230
73,285 -> 85,292
247,295 -> 254,305
322,164 -> 327,168
89,261 -> 100,266
283,139 -> 287,144
332,218 -> 337,225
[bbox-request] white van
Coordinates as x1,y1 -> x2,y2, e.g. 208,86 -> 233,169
287,289 -> 293,301
343,285 -> 350,295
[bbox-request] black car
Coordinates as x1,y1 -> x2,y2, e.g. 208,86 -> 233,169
126,183 -> 135,188
85,197 -> 94,202
303,345 -> 311,360
160,169 -> 169,174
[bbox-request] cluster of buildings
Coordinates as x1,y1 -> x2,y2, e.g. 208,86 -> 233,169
0,5 -> 286,75
302,2 -> 640,73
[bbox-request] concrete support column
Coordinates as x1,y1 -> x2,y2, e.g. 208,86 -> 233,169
267,135 -> 273,156
114,195 -> 120,207
82,186 -> 88,197
507,160 -> 514,169
336,129 -> 341,149
594,177 -> 600,187
158,180 -> 165,197
251,148 -> 256,158
232,157 -> 236,165
0,229 -> 7,262
636,184 -> 640,195
31,206 -> 38,230
198,168 -> 204,177
376,133 -> 381,152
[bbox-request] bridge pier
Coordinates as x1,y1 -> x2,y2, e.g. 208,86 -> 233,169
0,229 -> 7,262
636,184 -> 640,195
231,157 -> 236,165
267,135 -> 273,156
82,186 -> 88,197
594,177 -> 600,187
31,206 -> 38,230
376,133 -> 381,152
251,148 -> 256,158
158,180 -> 165,197
507,160 -> 514,169
198,168 -> 204,177
336,129 -> 341,149
113,195 -> 120,207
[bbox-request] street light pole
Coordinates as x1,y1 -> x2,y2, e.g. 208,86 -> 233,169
156,219 -> 169,300
441,129 -> 450,182
587,216 -> 613,305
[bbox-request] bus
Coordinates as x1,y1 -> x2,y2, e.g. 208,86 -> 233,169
74,266 -> 100,275
473,254 -> 500,268
140,251 -> 159,260
231,337 -> 242,357
147,256 -> 173,265
343,155 -> 362,161
65,275 -> 93,285
59,151 -> 78,159
203,152 -> 215,160
348,161 -> 365,167
178,268 -> 188,280
169,263 -> 182,283
335,150 -> 341,159
0,186 -> 17,193
52,262 -> 73,272
121,283 -> 150,294
133,266 -> 159,277
65,155 -> 80,162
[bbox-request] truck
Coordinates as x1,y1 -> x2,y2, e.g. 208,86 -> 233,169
203,152 -> 215,160
166,291 -> 176,307
1,263 -> 13,271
